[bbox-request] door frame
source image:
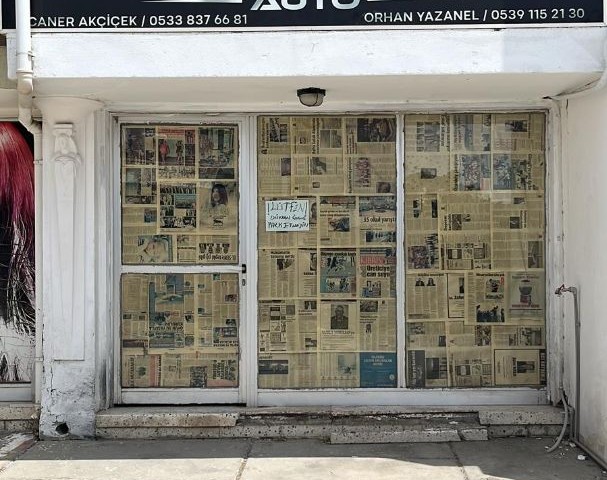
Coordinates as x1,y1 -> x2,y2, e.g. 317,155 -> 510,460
112,114 -> 255,405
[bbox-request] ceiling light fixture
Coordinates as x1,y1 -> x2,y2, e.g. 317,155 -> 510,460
297,87 -> 326,107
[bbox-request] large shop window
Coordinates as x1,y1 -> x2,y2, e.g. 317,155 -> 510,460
120,124 -> 240,389
257,116 -> 398,389
404,113 -> 546,388
257,113 -> 547,391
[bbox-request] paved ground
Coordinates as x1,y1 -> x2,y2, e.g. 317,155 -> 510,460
0,437 -> 604,480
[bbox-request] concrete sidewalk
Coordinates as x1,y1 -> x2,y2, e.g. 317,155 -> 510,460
0,437 -> 605,480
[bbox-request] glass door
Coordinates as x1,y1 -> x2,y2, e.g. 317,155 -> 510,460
117,120 -> 245,404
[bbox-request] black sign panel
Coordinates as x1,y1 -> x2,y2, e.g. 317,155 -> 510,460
1,0 -> 604,29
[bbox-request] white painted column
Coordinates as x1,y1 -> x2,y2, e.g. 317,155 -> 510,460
35,97 -> 104,438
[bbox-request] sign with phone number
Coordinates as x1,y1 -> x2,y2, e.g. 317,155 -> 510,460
1,0 -> 604,29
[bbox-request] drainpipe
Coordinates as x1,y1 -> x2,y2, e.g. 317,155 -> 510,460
15,0 -> 43,409
555,283 -> 607,471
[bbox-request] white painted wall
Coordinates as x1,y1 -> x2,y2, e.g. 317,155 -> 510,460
11,27 -> 606,108
35,98 -> 104,438
562,89 -> 607,465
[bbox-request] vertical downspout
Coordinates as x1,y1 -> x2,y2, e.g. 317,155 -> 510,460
15,0 -> 43,407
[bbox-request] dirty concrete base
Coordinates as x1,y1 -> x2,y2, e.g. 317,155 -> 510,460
95,406 -> 566,443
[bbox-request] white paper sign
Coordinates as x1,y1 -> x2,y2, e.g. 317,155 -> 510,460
265,200 -> 310,232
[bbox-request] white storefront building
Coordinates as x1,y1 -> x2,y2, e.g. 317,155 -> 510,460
0,0 -> 605,467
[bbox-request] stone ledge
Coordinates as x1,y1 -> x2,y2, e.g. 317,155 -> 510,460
459,428 -> 489,441
478,406 -> 565,425
0,404 -> 38,422
95,406 -> 565,441
330,428 -> 462,444
487,425 -> 564,438
96,412 -> 238,428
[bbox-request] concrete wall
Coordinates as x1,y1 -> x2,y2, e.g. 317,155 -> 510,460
562,89 -> 607,465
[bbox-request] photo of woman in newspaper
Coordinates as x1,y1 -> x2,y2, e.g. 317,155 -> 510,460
200,182 -> 238,234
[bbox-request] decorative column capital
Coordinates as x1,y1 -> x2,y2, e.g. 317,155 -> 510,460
51,123 -> 81,167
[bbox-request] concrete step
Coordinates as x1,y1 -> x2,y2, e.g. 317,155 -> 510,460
0,403 -> 38,432
96,406 -> 567,442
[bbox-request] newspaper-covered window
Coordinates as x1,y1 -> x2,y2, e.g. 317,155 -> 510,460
258,116 -> 397,389
120,123 -> 240,389
121,125 -> 239,265
121,273 -> 239,388
405,113 -> 546,388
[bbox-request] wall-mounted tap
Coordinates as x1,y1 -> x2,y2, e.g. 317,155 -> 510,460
555,284 -> 577,296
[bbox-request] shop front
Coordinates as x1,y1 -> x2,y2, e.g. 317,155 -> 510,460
116,112 -> 547,407
2,0 -> 605,453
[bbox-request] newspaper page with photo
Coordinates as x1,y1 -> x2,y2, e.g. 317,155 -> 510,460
359,248 -> 396,299
405,155 -> 451,194
157,127 -> 196,180
451,154 -> 491,191
405,114 -> 450,155
123,126 -> 156,166
465,272 -> 507,324
447,273 -> 466,318
292,155 -> 345,195
507,272 -> 545,322
258,117 -> 291,156
407,347 -> 448,388
405,273 -> 448,320
404,115 -> 450,194
198,125 -> 237,181
407,321 -> 446,350
319,352 -> 360,388
177,234 -> 237,264
449,346 -> 493,387
491,192 -> 544,232
452,113 -> 492,152
318,196 -> 357,246
441,232 -> 492,270
319,301 -> 358,351
494,348 -> 546,386
320,250 -> 357,298
439,192 -> 491,232
345,117 -> 397,194
358,196 -> 397,247
405,193 -> 438,233
493,113 -> 545,152
359,300 -> 397,351
492,325 -> 544,348
493,153 -> 544,191
407,232 -> 440,270
258,353 -> 319,388
258,250 -> 297,298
